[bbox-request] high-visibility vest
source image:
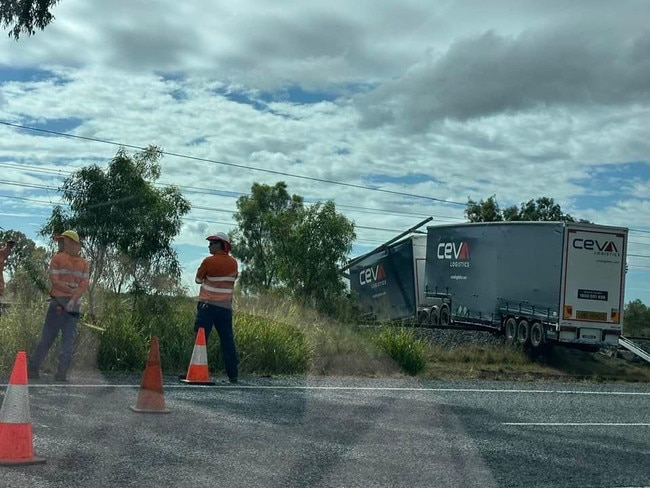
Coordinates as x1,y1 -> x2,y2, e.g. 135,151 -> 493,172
49,252 -> 90,300
196,253 -> 238,305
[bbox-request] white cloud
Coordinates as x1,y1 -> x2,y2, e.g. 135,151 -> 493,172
0,0 -> 649,303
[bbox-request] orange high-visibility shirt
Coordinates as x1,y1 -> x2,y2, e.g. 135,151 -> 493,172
195,252 -> 238,306
49,252 -> 90,301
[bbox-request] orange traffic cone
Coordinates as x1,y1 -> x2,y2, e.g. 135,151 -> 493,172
180,328 -> 215,385
130,337 -> 170,414
0,351 -> 46,466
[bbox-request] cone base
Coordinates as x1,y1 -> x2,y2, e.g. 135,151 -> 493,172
179,378 -> 216,385
130,406 -> 170,414
0,457 -> 46,466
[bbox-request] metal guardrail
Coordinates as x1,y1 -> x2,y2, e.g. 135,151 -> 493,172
618,336 -> 650,364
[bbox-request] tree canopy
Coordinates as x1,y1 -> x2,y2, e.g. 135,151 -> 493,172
1,0 -> 61,39
41,146 -> 191,310
465,195 -> 588,223
230,182 -> 356,312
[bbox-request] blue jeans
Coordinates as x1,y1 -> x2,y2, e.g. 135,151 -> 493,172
194,302 -> 238,379
29,298 -> 79,375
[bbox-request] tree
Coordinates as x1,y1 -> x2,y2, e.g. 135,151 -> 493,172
230,182 -> 303,293
41,146 -> 191,312
0,229 -> 49,302
1,0 -> 61,40
465,196 -> 585,223
279,201 -> 356,310
624,299 -> 650,337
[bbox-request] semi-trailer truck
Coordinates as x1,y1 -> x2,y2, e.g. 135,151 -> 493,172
349,221 -> 628,353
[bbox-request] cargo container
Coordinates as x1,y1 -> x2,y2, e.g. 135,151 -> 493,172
348,234 -> 427,323
347,221 -> 628,353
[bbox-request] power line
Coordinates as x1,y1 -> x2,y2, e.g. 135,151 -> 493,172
0,120 -> 467,206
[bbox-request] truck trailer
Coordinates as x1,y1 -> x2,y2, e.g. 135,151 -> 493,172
349,221 -> 628,353
349,234 -> 427,323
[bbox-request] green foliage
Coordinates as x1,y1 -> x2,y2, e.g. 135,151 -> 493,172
232,182 -> 356,315
0,0 -> 60,40
624,299 -> 650,337
231,181 -> 304,292
234,312 -> 311,375
0,230 -> 51,303
96,309 -> 147,372
465,195 -> 585,223
279,201 -> 356,312
41,146 -> 191,311
374,326 -> 427,375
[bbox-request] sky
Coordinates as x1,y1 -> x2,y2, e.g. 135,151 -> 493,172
0,0 -> 649,303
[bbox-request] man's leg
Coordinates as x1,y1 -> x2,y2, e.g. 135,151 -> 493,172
29,301 -> 64,375
56,306 -> 79,380
194,302 -> 214,342
214,306 -> 238,381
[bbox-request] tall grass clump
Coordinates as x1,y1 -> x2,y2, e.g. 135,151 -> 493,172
233,312 -> 311,375
96,307 -> 147,372
0,300 -> 47,371
374,326 -> 427,376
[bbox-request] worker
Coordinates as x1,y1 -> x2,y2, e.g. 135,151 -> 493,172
28,230 -> 89,381
0,239 -> 16,297
194,232 -> 239,383
53,233 -> 65,253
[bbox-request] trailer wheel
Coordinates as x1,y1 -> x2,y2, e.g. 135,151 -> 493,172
530,321 -> 544,349
428,306 -> 440,326
517,319 -> 531,346
439,305 -> 450,326
417,310 -> 430,325
504,317 -> 517,345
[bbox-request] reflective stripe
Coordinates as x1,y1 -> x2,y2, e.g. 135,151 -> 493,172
201,284 -> 234,294
50,269 -> 89,278
0,384 -> 30,423
205,276 -> 236,282
191,346 -> 208,366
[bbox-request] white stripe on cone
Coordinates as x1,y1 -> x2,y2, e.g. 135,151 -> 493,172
190,345 -> 208,366
0,384 -> 30,424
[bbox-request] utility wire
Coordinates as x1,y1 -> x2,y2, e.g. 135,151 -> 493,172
0,121 -> 467,206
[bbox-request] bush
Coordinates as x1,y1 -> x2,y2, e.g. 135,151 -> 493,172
96,309 -> 147,372
233,312 -> 311,375
374,326 -> 427,376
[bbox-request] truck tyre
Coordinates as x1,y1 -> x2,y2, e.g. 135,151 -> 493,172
517,319 -> 531,346
428,306 -> 440,326
439,304 -> 450,326
417,310 -> 429,325
504,317 -> 517,346
530,321 -> 544,349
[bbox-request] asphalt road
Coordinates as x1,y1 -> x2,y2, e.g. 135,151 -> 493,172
1,375 -> 649,488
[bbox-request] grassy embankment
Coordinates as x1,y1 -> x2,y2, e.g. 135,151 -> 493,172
1,295 -> 648,382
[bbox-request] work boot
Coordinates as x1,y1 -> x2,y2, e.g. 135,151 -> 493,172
28,368 -> 40,380
54,372 -> 68,382
229,377 -> 238,384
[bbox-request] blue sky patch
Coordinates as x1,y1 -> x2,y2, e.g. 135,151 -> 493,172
571,161 -> 650,210
23,117 -> 84,136
0,66 -> 57,83
260,85 -> 338,105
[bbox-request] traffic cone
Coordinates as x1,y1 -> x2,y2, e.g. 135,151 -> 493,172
0,351 -> 46,466
130,337 -> 170,414
180,328 -> 215,385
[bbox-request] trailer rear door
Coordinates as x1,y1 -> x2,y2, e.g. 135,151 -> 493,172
559,226 -> 627,343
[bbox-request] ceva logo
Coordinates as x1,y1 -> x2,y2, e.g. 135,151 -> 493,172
359,264 -> 386,285
437,242 -> 470,260
572,239 -> 619,253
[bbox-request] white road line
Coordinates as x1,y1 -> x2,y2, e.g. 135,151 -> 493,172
503,422 -> 650,426
3,384 -> 649,395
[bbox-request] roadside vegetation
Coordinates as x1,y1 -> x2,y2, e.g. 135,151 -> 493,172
0,148 -> 648,382
2,294 -> 648,382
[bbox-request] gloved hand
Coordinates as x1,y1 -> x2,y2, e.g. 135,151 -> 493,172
65,299 -> 77,313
